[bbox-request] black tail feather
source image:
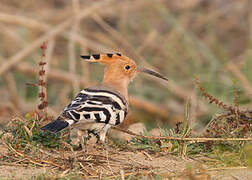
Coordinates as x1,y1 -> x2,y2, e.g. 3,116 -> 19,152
41,120 -> 69,133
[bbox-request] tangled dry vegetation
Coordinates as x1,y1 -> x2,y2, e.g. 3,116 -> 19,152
0,0 -> 252,179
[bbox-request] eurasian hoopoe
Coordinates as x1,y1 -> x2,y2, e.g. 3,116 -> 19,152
41,53 -> 167,142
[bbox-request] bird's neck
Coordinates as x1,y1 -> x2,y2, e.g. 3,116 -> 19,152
102,76 -> 129,101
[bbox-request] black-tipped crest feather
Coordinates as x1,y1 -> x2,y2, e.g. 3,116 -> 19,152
92,54 -> 100,59
107,53 -> 113,58
80,55 -> 91,59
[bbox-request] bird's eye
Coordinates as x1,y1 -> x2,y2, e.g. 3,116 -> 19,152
125,65 -> 131,70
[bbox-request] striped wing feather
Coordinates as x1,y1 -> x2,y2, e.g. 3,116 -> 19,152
60,88 -> 127,126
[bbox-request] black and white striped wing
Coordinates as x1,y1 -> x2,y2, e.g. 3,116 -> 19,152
61,88 -> 128,126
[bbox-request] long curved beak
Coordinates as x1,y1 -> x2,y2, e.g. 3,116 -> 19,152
137,67 -> 168,81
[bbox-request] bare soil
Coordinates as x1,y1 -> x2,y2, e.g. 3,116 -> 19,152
1,140 -> 252,180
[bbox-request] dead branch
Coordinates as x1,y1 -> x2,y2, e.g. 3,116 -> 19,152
0,0 -> 113,76
0,12 -> 112,53
15,62 -> 90,86
0,12 -> 49,31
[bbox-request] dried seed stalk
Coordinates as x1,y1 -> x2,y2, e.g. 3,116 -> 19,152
26,42 -> 48,113
38,42 -> 48,112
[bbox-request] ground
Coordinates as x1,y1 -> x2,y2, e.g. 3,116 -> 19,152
1,140 -> 252,180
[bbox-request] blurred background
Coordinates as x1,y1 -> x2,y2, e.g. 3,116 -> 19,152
0,0 -> 251,132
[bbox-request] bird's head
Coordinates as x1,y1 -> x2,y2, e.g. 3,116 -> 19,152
81,53 -> 168,83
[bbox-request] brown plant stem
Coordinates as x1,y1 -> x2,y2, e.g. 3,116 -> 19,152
112,126 -> 252,142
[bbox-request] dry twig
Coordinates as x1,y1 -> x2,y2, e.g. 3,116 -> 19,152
112,126 -> 252,142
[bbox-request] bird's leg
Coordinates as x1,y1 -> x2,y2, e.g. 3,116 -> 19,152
78,130 -> 88,150
97,124 -> 112,151
99,129 -> 107,143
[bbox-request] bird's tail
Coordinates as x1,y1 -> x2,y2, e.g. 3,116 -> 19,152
41,116 -> 74,133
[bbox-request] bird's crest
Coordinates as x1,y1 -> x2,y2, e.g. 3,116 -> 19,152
81,53 -> 126,64
81,52 -> 168,81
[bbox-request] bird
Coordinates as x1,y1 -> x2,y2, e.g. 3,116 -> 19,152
41,53 -> 168,143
